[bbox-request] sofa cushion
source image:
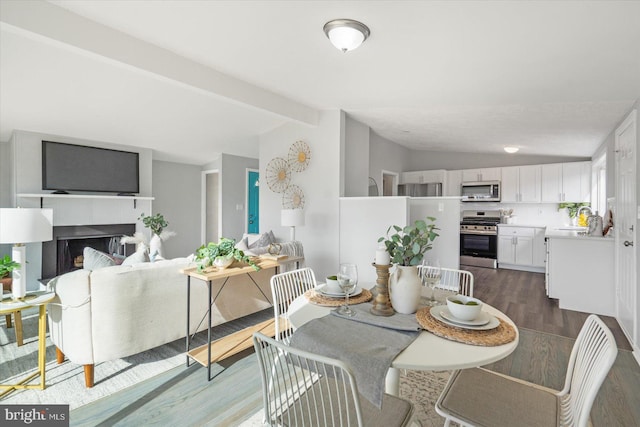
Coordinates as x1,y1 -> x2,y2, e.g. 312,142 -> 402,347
248,232 -> 273,249
83,247 -> 116,270
121,250 -> 150,266
235,237 -> 250,251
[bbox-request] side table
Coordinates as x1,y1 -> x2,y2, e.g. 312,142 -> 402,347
0,290 -> 55,397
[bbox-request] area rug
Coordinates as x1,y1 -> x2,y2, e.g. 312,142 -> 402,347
238,369 -> 451,427
0,307 -> 271,410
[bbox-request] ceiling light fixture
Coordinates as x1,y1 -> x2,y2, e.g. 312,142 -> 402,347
323,19 -> 370,53
504,146 -> 519,154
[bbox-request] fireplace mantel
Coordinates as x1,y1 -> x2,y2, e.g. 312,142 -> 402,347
18,193 -> 154,209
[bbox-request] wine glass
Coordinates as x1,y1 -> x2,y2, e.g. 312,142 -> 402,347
337,263 -> 358,317
421,258 -> 441,306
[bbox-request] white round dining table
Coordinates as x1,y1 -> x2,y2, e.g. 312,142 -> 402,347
287,288 -> 519,396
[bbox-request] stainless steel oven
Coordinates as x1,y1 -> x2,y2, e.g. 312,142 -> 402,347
459,210 -> 501,268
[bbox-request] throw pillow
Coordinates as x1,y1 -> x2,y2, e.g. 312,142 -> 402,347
235,237 -> 250,251
83,247 -> 117,270
121,250 -> 150,266
249,232 -> 274,249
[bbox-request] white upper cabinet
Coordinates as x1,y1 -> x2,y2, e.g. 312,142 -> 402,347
541,162 -> 591,203
399,169 -> 446,184
462,168 -> 501,182
501,165 -> 541,203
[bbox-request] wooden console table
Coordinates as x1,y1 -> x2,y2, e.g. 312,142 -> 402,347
180,256 -> 303,380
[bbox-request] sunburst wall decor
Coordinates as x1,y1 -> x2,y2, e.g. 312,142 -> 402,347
287,140 -> 311,172
265,157 -> 291,193
282,184 -> 305,209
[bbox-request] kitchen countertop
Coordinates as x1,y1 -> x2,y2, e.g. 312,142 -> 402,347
544,228 -> 613,241
497,224 -> 546,228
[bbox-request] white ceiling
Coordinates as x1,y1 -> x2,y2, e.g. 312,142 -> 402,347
1,0 -> 639,165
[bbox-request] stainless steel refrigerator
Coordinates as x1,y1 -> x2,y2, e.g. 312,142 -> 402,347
397,182 -> 443,197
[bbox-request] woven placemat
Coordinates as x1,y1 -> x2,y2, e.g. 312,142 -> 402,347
304,288 -> 373,307
416,307 -> 517,347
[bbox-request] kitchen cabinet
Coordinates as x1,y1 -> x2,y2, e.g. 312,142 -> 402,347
399,169 -> 446,185
545,234 -> 614,316
446,170 -> 462,196
541,162 -> 591,203
462,168 -> 501,182
501,165 -> 541,203
497,226 -> 545,272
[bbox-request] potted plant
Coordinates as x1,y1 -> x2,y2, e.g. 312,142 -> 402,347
138,213 -> 175,259
558,203 -> 590,225
195,238 -> 260,271
0,255 -> 20,289
378,217 -> 439,314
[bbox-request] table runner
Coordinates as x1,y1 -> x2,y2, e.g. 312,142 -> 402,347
288,312 -> 418,408
331,304 -> 421,331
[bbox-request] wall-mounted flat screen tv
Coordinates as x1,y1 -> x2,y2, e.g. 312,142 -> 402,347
42,141 -> 140,194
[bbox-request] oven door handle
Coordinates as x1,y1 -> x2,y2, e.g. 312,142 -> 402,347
460,230 -> 497,236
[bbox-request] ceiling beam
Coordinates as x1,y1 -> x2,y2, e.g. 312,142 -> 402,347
0,0 -> 318,126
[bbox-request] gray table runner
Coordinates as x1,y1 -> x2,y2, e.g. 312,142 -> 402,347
288,312 -> 419,408
331,304 -> 421,331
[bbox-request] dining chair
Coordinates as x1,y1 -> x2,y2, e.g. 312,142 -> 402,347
270,267 -> 317,343
418,266 -> 474,297
253,332 -> 414,427
435,314 -> 618,427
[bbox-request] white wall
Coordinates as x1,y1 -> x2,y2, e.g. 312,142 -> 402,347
344,116 -> 370,197
152,160 -> 201,258
369,131 -> 410,188
259,110 -> 342,279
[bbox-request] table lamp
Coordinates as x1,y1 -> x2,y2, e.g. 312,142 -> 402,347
0,208 -> 53,300
281,209 -> 304,241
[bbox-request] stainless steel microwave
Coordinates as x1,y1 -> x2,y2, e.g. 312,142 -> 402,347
461,181 -> 501,202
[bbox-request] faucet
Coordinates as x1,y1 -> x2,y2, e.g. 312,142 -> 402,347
577,206 -> 592,218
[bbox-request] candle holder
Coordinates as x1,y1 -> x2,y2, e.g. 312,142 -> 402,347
370,263 -> 394,316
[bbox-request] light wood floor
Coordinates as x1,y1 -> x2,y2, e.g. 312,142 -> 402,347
70,266 -> 640,426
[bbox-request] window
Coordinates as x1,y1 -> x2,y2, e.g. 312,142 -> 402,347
591,153 -> 606,215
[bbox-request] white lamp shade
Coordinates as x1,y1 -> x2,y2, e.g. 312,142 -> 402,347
0,208 -> 54,243
281,209 -> 305,227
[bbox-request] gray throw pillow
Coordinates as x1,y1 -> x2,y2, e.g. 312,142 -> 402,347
83,247 -> 116,270
121,250 -> 150,266
249,232 -> 274,249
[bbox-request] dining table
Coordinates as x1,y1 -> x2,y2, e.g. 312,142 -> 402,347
287,286 -> 519,397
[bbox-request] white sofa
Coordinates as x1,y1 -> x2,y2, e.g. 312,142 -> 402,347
47,257 -> 276,387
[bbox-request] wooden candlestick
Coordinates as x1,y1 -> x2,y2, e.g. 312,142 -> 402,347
370,263 -> 394,316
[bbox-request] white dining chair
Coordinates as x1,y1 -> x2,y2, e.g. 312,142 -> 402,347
435,314 -> 618,427
253,332 -> 414,427
270,267 -> 317,343
418,266 -> 474,297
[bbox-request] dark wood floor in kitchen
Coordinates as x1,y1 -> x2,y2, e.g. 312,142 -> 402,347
465,265 -> 632,351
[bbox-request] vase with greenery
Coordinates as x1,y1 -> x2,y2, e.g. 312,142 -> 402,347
378,217 -> 439,314
0,255 -> 20,288
138,213 -> 175,260
378,217 -> 439,266
195,238 -> 260,271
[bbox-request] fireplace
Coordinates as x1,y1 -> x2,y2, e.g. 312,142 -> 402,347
42,224 -> 136,279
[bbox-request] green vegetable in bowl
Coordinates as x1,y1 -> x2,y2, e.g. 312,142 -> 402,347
450,299 -> 463,305
327,275 -> 337,280
465,301 -> 479,306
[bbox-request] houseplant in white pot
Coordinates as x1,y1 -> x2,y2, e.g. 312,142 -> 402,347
138,213 -> 175,260
195,238 -> 260,271
378,217 -> 439,314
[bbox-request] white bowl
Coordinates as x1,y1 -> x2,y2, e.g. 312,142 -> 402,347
446,295 -> 483,321
325,276 -> 342,293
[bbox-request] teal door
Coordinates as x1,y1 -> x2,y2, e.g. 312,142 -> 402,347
247,171 -> 259,234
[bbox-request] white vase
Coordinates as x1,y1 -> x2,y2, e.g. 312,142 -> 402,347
389,265 -> 422,314
149,234 -> 163,261
213,255 -> 234,269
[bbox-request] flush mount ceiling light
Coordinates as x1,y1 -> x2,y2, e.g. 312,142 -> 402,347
504,146 -> 519,154
323,19 -> 370,52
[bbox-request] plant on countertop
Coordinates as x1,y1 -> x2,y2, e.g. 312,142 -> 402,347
378,217 -> 439,266
558,202 -> 590,219
0,255 -> 20,280
195,238 -> 260,272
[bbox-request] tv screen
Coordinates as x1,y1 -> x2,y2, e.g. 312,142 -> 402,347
42,141 -> 140,194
